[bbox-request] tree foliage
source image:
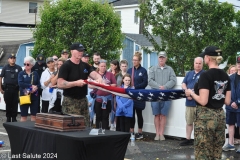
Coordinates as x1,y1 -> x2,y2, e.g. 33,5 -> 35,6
139,0 -> 240,76
32,0 -> 123,61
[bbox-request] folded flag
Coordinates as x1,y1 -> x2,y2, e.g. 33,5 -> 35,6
85,80 -> 186,102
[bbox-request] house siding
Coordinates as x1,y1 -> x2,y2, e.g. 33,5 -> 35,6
122,37 -> 134,68
16,42 -> 34,67
143,50 -> 148,69
150,52 -> 158,67
0,0 -> 44,25
0,27 -> 34,42
115,6 -> 140,34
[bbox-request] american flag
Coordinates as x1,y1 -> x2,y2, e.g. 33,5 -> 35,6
85,80 -> 186,102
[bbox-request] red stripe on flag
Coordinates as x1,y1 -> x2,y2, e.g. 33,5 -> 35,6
84,80 -> 126,94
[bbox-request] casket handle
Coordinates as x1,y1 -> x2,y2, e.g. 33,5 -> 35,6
67,117 -> 81,127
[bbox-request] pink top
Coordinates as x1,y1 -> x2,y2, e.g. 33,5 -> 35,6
96,71 -> 116,96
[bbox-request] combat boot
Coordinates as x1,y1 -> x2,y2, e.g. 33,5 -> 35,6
6,117 -> 11,122
12,117 -> 17,122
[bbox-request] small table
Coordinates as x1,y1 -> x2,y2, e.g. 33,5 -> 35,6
4,121 -> 130,160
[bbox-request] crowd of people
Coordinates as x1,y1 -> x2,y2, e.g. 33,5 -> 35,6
0,43 -> 239,159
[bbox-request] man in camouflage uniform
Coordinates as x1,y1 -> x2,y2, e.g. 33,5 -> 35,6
186,46 -> 231,160
58,43 -> 102,127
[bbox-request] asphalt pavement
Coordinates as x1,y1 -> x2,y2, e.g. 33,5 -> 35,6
0,111 -> 240,160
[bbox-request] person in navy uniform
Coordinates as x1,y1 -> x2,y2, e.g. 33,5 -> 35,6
31,54 -> 47,113
0,54 -> 22,122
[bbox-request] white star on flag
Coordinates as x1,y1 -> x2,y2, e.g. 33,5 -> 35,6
137,96 -> 142,100
159,92 -> 165,96
149,92 -> 154,97
148,97 -> 153,101
138,92 -> 143,96
128,91 -> 133,95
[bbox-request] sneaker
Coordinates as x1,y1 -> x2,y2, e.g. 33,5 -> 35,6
236,148 -> 240,153
154,135 -> 160,141
222,144 -> 235,151
135,133 -> 143,140
110,126 -> 116,131
160,135 -> 165,141
179,139 -> 193,146
130,132 -> 134,139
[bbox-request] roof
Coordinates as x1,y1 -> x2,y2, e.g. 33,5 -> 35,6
112,0 -> 139,6
0,38 -> 34,66
125,33 -> 161,47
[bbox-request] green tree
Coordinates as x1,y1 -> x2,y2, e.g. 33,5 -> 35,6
32,0 -> 123,61
139,0 -> 240,76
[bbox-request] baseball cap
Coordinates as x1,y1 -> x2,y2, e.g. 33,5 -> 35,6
70,43 -> 86,52
158,51 -> 167,58
236,56 -> 240,63
36,54 -> 45,63
199,46 -> 222,57
8,53 -> 16,59
61,49 -> 69,54
83,53 -> 90,57
46,57 -> 54,63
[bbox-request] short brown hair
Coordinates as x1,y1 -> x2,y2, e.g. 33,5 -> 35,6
120,59 -> 128,66
58,57 -> 66,63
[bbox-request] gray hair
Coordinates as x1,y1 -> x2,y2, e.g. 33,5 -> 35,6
24,56 -> 36,66
194,57 -> 203,63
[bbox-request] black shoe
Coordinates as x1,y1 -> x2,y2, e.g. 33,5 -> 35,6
135,133 -> 143,140
12,117 -> 17,122
179,139 -> 193,146
6,117 -> 11,122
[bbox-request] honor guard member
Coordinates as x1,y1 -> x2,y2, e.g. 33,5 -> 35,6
32,54 -> 47,113
0,54 -> 22,122
61,49 -> 69,60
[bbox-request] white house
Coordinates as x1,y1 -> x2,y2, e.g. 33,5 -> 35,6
113,0 -> 140,34
0,0 -> 47,42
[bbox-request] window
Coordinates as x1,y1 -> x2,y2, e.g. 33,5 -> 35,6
29,2 -> 37,13
115,11 -> 121,18
0,0 -> 2,13
134,10 -> 138,23
26,46 -> 34,57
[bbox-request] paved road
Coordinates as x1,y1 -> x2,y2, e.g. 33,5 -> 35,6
0,111 -> 240,160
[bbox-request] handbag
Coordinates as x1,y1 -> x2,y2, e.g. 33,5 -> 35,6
19,73 -> 33,105
19,95 -> 31,105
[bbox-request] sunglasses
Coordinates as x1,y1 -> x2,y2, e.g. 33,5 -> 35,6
10,57 -> 16,59
53,58 -> 58,61
24,63 -> 30,66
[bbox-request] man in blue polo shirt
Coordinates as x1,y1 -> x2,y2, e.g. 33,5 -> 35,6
179,57 -> 204,146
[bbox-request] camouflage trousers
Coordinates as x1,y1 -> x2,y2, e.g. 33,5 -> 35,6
194,106 -> 225,160
62,96 -> 89,127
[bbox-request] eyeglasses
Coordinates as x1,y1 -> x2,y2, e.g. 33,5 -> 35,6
132,59 -> 139,62
24,63 -> 30,66
53,58 -> 58,61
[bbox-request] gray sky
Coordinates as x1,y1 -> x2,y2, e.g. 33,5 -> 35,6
219,0 -> 240,10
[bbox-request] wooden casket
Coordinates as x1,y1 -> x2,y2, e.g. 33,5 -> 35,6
35,113 -> 85,132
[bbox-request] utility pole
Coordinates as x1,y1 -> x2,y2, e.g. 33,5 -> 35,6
35,7 -> 38,26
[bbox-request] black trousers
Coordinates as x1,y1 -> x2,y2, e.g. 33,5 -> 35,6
4,87 -> 19,118
116,116 -> 131,132
130,107 -> 143,129
94,100 -> 111,130
41,100 -> 49,113
52,98 -> 62,112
